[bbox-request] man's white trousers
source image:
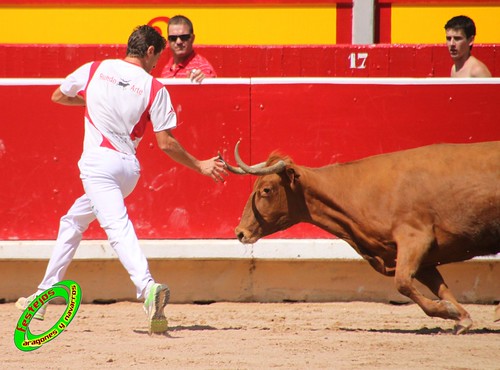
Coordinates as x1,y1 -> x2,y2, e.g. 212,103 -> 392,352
37,147 -> 153,299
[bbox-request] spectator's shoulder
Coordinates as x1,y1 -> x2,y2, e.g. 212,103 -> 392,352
471,57 -> 492,77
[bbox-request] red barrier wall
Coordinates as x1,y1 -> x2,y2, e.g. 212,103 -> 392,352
0,82 -> 251,240
0,79 -> 499,240
1,44 -> 498,78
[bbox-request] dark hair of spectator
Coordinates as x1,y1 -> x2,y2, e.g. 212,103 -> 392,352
168,15 -> 194,34
444,15 -> 476,39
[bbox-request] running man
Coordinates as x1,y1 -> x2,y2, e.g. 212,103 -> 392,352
16,25 -> 227,335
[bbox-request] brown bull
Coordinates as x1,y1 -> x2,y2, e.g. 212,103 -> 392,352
222,140 -> 500,334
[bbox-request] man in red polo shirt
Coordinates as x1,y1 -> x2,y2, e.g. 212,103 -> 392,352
160,15 -> 216,83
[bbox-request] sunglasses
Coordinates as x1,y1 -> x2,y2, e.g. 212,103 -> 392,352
168,34 -> 192,42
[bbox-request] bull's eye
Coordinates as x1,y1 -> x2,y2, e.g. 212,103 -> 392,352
261,187 -> 272,197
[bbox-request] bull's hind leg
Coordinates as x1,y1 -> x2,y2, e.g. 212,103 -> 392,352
415,267 -> 472,334
393,226 -> 469,333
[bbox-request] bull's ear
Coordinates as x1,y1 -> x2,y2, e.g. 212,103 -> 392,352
286,167 -> 300,184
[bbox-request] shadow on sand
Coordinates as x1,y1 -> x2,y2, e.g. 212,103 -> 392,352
338,327 -> 500,335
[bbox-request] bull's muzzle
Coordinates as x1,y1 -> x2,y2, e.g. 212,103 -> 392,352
235,227 -> 258,244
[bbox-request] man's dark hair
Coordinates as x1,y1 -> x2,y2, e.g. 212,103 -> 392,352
444,15 -> 476,39
168,15 -> 194,34
127,25 -> 166,57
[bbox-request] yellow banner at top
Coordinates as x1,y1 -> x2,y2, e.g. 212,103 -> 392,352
2,4 -> 499,45
392,5 -> 500,44
0,7 -> 337,45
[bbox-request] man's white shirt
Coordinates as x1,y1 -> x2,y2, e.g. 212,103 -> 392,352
60,59 -> 177,155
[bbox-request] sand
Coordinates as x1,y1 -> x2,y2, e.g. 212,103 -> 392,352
2,301 -> 499,369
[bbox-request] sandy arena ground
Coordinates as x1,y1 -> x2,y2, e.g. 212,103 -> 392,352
2,301 -> 499,369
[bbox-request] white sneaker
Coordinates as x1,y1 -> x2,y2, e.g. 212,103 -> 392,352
15,293 -> 48,321
143,283 -> 170,335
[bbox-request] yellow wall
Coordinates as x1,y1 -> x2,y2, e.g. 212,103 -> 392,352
392,6 -> 500,44
0,6 -> 336,45
2,5 -> 498,45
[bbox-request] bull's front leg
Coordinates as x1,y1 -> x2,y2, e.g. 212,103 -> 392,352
415,266 -> 472,334
393,225 -> 472,334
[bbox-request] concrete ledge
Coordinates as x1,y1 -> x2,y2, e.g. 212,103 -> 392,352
0,239 -> 362,260
2,240 -> 499,304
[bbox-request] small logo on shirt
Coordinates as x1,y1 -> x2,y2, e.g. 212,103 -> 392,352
98,74 -> 143,96
118,79 -> 130,88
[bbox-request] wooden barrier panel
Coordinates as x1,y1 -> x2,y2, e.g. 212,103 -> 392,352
1,1 -> 499,45
0,78 -> 498,240
1,44 -> 498,78
249,79 -> 500,163
0,82 -> 251,240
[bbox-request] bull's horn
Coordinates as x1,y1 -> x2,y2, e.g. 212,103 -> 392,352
217,152 -> 267,175
234,140 -> 286,175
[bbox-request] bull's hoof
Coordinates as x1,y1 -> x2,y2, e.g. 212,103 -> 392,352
440,300 -> 460,319
453,317 -> 473,335
495,305 -> 500,322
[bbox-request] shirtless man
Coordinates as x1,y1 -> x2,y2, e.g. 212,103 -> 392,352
444,15 -> 492,77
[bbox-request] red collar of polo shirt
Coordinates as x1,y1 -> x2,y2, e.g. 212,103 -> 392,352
172,51 -> 197,71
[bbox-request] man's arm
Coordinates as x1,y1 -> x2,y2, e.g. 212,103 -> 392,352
51,87 -> 86,106
155,129 -> 227,182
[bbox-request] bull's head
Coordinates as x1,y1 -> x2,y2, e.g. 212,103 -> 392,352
220,141 -> 307,244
